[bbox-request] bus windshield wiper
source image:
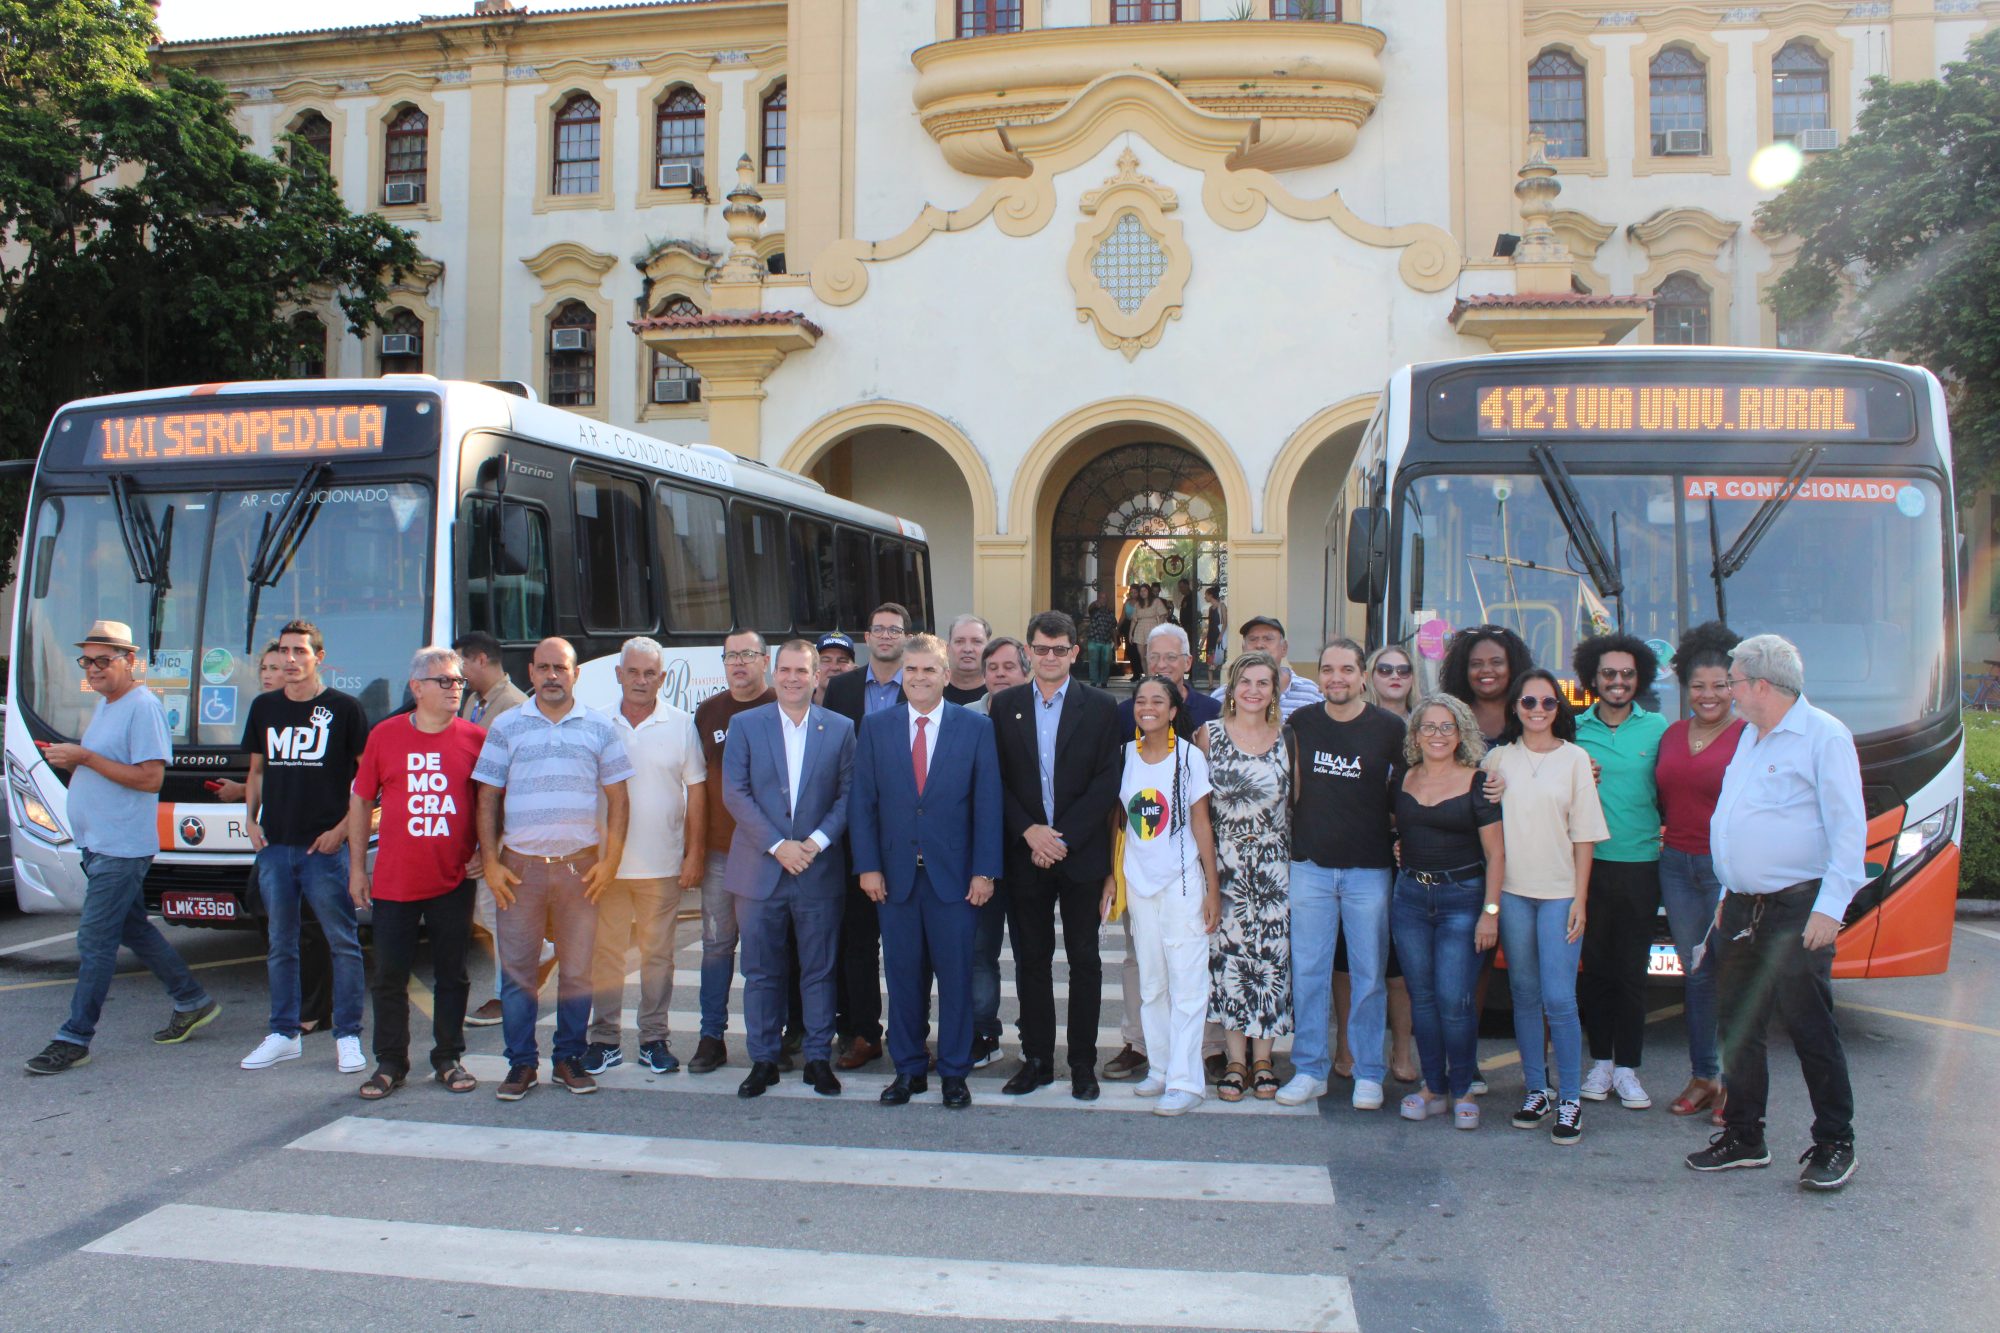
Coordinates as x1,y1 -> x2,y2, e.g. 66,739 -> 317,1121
1712,445 -> 1822,588
107,475 -> 175,657
244,463 -> 329,652
1530,444 -> 1625,619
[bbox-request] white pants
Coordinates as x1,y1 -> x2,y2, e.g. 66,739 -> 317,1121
1122,914 -> 1224,1059
1127,887 -> 1211,1096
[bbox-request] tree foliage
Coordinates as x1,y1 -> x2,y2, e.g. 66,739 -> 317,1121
1760,30 -> 2000,489
0,0 -> 424,474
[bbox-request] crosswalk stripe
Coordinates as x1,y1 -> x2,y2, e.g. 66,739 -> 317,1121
290,1116 -> 1334,1205
86,1204 -> 1357,1331
459,1053 -> 1314,1115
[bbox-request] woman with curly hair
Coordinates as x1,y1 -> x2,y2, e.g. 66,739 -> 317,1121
1440,624 -> 1535,746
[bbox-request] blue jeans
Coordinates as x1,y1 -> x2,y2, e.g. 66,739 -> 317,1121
699,852 -> 740,1040
1499,892 -> 1584,1101
1390,871 -> 1486,1100
1659,848 -> 1723,1080
1289,862 -> 1393,1083
971,881 -> 1008,1040
257,843 -> 363,1040
58,851 -> 211,1047
497,850 -> 598,1069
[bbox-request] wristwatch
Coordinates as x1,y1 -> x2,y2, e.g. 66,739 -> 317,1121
1482,902 -> 1500,916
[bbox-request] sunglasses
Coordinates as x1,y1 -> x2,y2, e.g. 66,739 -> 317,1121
1374,663 -> 1414,678
1517,695 -> 1562,712
76,653 -> 127,670
1596,667 -> 1638,682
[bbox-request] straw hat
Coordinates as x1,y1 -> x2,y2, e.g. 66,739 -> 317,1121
75,619 -> 139,653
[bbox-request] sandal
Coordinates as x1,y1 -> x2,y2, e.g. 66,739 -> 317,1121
357,1070 -> 404,1101
434,1062 -> 477,1094
1217,1061 -> 1248,1102
1710,1087 -> 1728,1128
1669,1078 -> 1721,1117
1453,1100 -> 1480,1130
1251,1060 -> 1280,1100
1399,1090 -> 1448,1121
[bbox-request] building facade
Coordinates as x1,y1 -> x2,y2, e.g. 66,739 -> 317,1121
162,0 -> 1997,646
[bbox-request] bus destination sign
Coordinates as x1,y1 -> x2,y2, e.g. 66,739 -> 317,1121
87,403 -> 389,465
1473,382 -> 1868,440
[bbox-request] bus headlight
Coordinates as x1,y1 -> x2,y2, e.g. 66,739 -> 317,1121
8,755 -> 70,845
1891,801 -> 1956,878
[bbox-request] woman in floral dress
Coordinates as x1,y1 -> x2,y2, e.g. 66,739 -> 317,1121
1198,650 -> 1293,1101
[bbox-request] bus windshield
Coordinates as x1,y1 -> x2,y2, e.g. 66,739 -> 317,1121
1396,469 -> 1950,737
19,482 -> 432,746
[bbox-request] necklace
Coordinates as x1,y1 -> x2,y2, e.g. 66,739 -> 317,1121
1687,717 -> 1730,754
1521,741 -> 1560,777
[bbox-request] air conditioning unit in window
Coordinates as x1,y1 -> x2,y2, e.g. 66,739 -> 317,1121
1797,127 -> 1839,152
383,181 -> 419,205
550,327 -> 593,352
380,333 -> 420,357
1663,129 -> 1706,155
656,162 -> 695,189
653,379 -> 691,403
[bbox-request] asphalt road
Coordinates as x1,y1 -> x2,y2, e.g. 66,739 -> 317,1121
2,898 -> 1997,1331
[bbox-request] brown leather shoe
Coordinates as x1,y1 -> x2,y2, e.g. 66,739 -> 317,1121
837,1036 -> 883,1071
495,1064 -> 538,1101
465,999 -> 503,1027
1101,1044 -> 1149,1080
687,1035 -> 728,1074
551,1059 -> 597,1094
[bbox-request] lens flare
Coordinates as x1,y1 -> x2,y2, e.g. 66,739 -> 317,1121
1749,142 -> 1806,191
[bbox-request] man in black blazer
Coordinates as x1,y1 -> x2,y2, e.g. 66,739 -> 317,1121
989,610 -> 1122,1101
820,602 -> 912,1070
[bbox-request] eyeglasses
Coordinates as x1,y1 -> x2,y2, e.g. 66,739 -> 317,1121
419,676 -> 468,691
1374,663 -> 1414,678
1596,667 -> 1639,682
76,654 -> 125,670
1517,696 -> 1561,712
722,650 -> 768,663
1028,643 -> 1074,657
1416,721 -> 1458,736
869,625 -> 907,638
1723,675 -> 1755,688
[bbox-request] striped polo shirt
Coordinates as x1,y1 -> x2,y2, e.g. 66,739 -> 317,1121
472,695 -> 635,857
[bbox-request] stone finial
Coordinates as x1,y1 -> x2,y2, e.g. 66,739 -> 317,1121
717,154 -> 767,283
1513,131 -> 1569,265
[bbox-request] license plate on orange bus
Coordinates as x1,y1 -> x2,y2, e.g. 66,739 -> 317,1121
1647,944 -> 1684,977
161,891 -> 239,922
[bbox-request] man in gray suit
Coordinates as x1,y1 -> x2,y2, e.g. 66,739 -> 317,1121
722,638 -> 855,1099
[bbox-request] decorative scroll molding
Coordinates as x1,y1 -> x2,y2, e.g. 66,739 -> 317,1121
1067,150 -> 1189,361
521,241 -> 619,288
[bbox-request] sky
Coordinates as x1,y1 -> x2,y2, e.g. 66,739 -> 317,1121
157,1 -> 618,43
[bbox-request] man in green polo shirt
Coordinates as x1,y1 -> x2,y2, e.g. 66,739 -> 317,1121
1571,633 -> 1670,1113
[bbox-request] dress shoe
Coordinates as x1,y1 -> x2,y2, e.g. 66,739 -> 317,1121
1071,1066 -> 1101,1102
941,1076 -> 971,1109
465,998 -> 503,1027
879,1073 -> 928,1105
837,1037 -> 882,1071
1101,1044 -> 1149,1080
1002,1057 -> 1054,1095
803,1059 -> 842,1096
687,1035 -> 728,1074
736,1060 -> 780,1098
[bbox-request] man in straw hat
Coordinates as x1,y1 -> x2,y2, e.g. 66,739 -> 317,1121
26,621 -> 220,1075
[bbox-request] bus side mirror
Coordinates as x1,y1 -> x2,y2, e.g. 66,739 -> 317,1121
1345,506 -> 1386,604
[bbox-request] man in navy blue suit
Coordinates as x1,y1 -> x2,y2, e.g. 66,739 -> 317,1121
721,639 -> 855,1099
851,634 -> 1003,1109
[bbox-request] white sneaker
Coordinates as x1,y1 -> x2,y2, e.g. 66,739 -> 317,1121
335,1035 -> 365,1074
1153,1089 -> 1203,1117
1581,1059 -> 1615,1102
1468,1078 -> 1488,1097
1131,1076 -> 1168,1098
1352,1078 -> 1385,1111
1275,1073 -> 1328,1106
241,1033 -> 302,1069
1612,1066 -> 1651,1109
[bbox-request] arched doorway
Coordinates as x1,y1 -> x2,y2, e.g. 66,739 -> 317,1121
1049,441 -> 1226,625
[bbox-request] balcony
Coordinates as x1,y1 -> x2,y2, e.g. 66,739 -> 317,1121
912,19 -> 1386,177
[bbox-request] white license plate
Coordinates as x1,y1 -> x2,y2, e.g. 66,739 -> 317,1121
1647,944 -> 1684,977
161,890 -> 240,922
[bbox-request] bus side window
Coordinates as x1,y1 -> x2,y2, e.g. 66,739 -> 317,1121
874,537 -> 906,615
658,484 -> 731,633
900,545 -> 929,632
465,499 -> 551,642
729,501 -> 792,633
573,467 -> 652,632
790,516 -> 836,633
834,527 -> 873,629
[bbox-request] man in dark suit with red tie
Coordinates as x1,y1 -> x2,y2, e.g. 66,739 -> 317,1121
988,611 -> 1122,1101
850,634 -> 1003,1108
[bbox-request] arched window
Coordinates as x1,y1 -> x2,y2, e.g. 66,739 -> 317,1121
379,308 -> 423,374
1113,0 -> 1181,19
287,313 -> 327,379
383,106 -> 428,204
1653,271 -> 1711,345
650,296 -> 702,405
956,0 -> 1022,35
761,83 -> 787,185
1772,41 -> 1830,142
552,93 -> 601,195
547,300 -> 597,407
1528,49 -> 1588,159
1648,46 -> 1708,156
1273,0 -> 1341,18
292,110 -> 334,178
654,86 -> 705,191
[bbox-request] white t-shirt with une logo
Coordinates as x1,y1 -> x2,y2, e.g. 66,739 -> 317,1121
1118,740 -> 1212,899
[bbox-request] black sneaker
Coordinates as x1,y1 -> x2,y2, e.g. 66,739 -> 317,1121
582,1042 -> 623,1076
969,1033 -> 1002,1069
1511,1088 -> 1553,1129
25,1041 -> 90,1075
1551,1099 -> 1583,1145
638,1040 -> 680,1074
1798,1141 -> 1856,1191
1686,1127 -> 1772,1172
153,1000 -> 222,1045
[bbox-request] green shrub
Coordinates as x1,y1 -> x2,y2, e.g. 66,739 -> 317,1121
1962,711 -> 2000,898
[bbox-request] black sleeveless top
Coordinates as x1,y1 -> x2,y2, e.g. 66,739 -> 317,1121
1395,778 -> 1501,873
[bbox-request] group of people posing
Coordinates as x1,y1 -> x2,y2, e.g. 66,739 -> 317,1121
29,601 -> 1865,1190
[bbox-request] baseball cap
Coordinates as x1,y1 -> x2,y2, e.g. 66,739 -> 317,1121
1238,615 -> 1285,638
816,632 -> 856,656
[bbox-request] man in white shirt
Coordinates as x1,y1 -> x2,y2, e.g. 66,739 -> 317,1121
1687,633 -> 1864,1191
584,638 -> 707,1077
